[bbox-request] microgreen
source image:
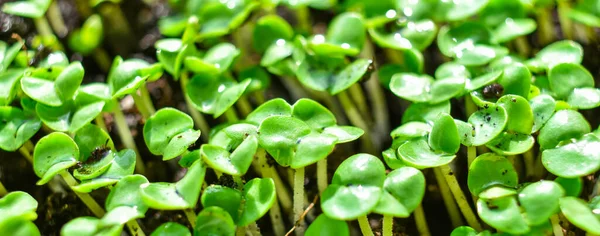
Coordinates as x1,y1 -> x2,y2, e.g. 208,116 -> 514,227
143,107 -> 201,160
0,191 -> 40,235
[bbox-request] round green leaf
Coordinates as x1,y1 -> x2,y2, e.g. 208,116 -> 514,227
560,197 -> 600,234
542,133 -> 600,178
548,63 -> 594,99
330,59 -> 371,95
518,180 -> 564,225
238,178 -> 277,226
468,153 -> 518,196
496,95 -> 533,134
151,222 -> 191,236
465,70 -> 503,92
60,217 -> 100,236
567,88 -> 600,109
33,132 -> 79,185
322,126 -> 363,143
194,206 -> 236,236
305,214 -> 350,236
554,177 -> 582,197
68,14 -> 103,55
140,159 -> 206,209
496,63 -> 531,98
143,108 -> 199,159
36,101 -> 105,133
492,18 -> 537,43
71,149 -> 136,193
383,167 -> 425,213
21,77 -> 63,106
186,74 -> 251,117
529,94 -> 555,133
323,12 -> 365,55
450,226 -> 478,236
0,218 -> 40,236
437,23 -> 492,58
0,69 -> 25,106
322,154 -> 385,220
73,149 -> 114,181
477,197 -> 529,234
201,185 -> 243,223
391,122 -> 431,141
0,106 -> 41,151
455,45 -> 508,67
397,138 -> 456,168
201,135 -> 258,176
108,58 -> 154,98
253,15 -> 294,53
538,109 -> 590,150
434,0 -> 489,21
528,40 -> 583,70
368,19 -> 437,51
55,62 -> 84,102
292,98 -> 336,130
390,74 -> 465,103
478,186 -> 517,200
429,113 -> 460,154
105,174 -> 149,213
486,132 -> 534,155
74,124 -> 114,161
402,101 -> 451,124
246,98 -> 292,125
467,103 -> 508,146
0,191 -> 38,221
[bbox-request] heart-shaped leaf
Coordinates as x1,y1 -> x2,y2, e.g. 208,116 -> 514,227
186,74 -> 251,117
434,0 -> 489,21
143,108 -> 200,160
397,138 -> 455,169
369,19 -> 437,51
36,100 -> 105,133
246,98 -> 292,125
468,153 -> 518,196
486,132 -> 534,155
530,94 -> 555,133
305,214 -> 350,236
526,40 -> 583,71
71,149 -> 136,193
492,18 -> 537,43
538,109 -> 590,150
402,101 -> 451,124
467,103 -> 508,146
322,154 -> 385,220
0,191 -> 38,221
0,69 -> 25,105
518,180 -> 564,225
201,135 -> 258,176
0,106 -> 41,151
140,158 -> 206,209
151,222 -> 191,236
429,113 -> 460,154
33,132 -> 79,185
542,133 -> 600,178
548,63 -> 594,99
567,88 -> 600,109
292,98 -> 336,130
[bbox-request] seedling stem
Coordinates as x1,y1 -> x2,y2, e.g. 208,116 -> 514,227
468,146 -> 476,167
536,9 -> 555,45
113,106 -> 146,174
93,48 -> 112,72
95,113 -> 108,132
181,72 -> 210,141
224,108 -> 239,122
293,167 -> 306,235
523,149 -> 535,179
433,167 -> 464,227
316,158 -> 328,194
557,0 -> 574,40
348,84 -> 371,124
125,220 -> 146,236
362,39 -> 389,139
338,90 -> 375,153
33,16 -> 63,50
382,214 -> 393,236
132,87 -> 155,120
18,145 -> 33,163
59,170 -> 105,217
0,181 -> 7,196
414,204 -> 431,236
551,214 -> 564,236
438,164 -> 483,231
236,96 -> 253,117
253,148 -> 292,213
47,1 -> 68,37
184,208 -> 197,228
358,215 -> 374,236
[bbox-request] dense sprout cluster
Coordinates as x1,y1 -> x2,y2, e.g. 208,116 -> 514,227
2,0 -> 600,235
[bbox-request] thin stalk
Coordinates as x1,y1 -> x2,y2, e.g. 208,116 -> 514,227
125,220 -> 146,236
357,215 -> 374,236
523,149 -> 535,179
295,6 -> 311,34
266,192 -> 286,236
132,88 -> 155,120
236,227 -> 246,236
316,158 -> 328,194
95,113 -> 108,132
253,91 -> 266,105
536,9 -> 555,45
337,90 -> 375,154
253,148 -> 293,214
514,36 -> 531,57
550,215 -> 564,236
234,175 -> 247,236
47,0 -> 68,37
293,167 -> 306,235
433,167 -> 464,228
34,17 -> 63,50
180,73 -> 210,142
382,214 -> 393,236
467,146 -> 476,167
18,145 -> 33,163
184,208 -> 197,228
74,0 -> 92,17
437,164 -> 483,231
246,223 -> 261,236
557,0 -> 573,40
348,84 -> 371,124
236,96 -> 253,117
224,108 -> 239,122
281,77 -> 309,101
59,170 -> 105,217
0,181 -> 8,196
113,106 -> 146,174
414,204 -> 431,236
465,96 -> 477,118
362,39 -> 389,145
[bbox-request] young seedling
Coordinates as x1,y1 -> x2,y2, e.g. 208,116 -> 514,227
68,14 -> 111,72
0,191 -> 40,235
150,222 -> 191,236
143,107 -> 200,160
193,206 -> 236,236
2,0 -> 63,50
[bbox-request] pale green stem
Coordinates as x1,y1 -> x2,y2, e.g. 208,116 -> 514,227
140,85 -> 156,115
125,220 -> 146,236
59,171 -> 105,217
266,197 -> 286,236
536,9 -> 555,45
550,215 -> 564,236
95,113 -> 108,132
337,90 -> 375,154
557,0 -> 573,40
252,149 -> 292,214
317,158 -> 328,194
246,223 -> 261,236
433,167 -> 464,228
253,91 -> 266,105
358,215 -> 374,236
362,39 -> 389,145
465,96 -> 477,118
224,108 -> 239,122
467,146 -> 476,167
414,204 -> 431,236
348,83 -> 371,124
320,93 -> 348,125
437,165 -> 483,231
293,168 -> 306,235
514,36 -> 530,57
382,214 -> 393,236
184,208 -> 197,228
18,145 -> 33,163
24,140 -> 34,151
296,6 -> 311,34
47,0 -> 68,37
236,96 -> 253,118
523,149 -> 535,179
233,175 -> 248,235
180,73 -> 210,142
113,106 -> 146,174
132,86 -> 155,121
281,77 -> 309,101
0,181 -> 8,196
236,227 -> 246,236
34,16 -> 63,50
